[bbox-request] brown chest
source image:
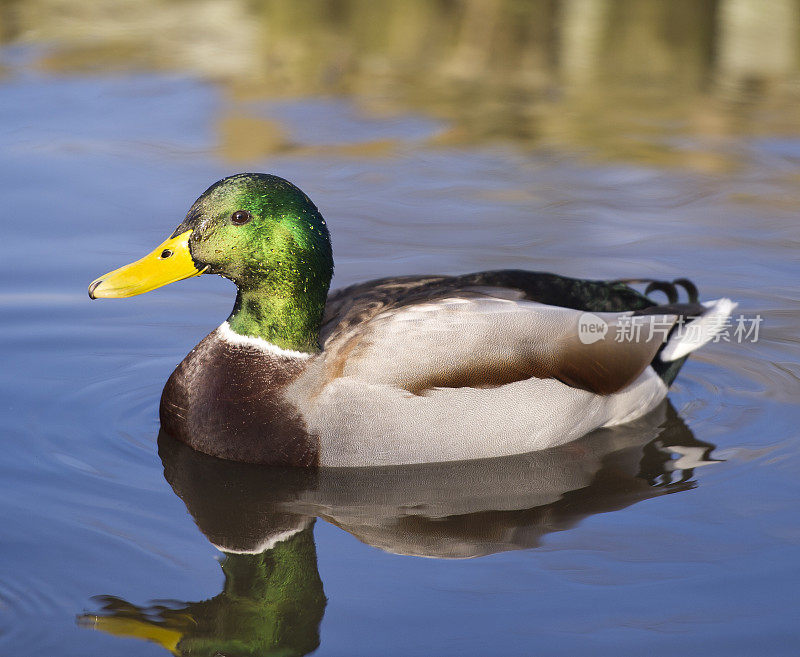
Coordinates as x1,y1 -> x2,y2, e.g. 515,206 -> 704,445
159,331 -> 319,466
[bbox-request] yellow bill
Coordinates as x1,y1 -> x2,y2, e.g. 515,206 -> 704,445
88,230 -> 206,299
79,613 -> 187,655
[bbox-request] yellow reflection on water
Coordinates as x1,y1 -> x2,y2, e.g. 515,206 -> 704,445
3,0 -> 799,167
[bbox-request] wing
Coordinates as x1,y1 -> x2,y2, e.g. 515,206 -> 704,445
319,270 -> 709,395
321,294 -> 675,396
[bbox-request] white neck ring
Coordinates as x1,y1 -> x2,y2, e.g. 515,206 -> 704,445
217,321 -> 313,359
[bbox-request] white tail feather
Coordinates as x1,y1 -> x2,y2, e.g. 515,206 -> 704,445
660,298 -> 738,362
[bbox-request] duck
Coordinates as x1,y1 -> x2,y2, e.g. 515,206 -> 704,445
88,173 -> 735,467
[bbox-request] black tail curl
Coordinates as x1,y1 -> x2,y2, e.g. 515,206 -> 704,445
612,277 -> 699,305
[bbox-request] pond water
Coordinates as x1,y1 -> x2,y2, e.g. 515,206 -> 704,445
1,1 -> 799,655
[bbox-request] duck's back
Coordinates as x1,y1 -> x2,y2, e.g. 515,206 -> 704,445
288,271 -> 721,466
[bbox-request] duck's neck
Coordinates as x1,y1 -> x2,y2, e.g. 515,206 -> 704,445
227,285 -> 324,354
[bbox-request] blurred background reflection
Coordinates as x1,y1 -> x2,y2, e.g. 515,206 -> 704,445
2,0 -> 798,167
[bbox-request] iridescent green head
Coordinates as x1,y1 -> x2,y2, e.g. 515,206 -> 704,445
175,173 -> 332,291
89,173 -> 334,353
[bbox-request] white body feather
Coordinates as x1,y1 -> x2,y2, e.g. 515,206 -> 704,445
303,367 -> 668,466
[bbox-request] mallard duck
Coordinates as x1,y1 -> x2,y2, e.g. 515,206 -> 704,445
88,173 -> 734,467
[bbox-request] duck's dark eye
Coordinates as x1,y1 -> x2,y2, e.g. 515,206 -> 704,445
230,210 -> 252,226
160,249 -> 173,259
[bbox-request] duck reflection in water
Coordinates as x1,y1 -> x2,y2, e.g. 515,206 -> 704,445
79,401 -> 717,655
